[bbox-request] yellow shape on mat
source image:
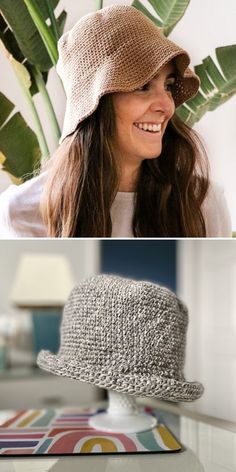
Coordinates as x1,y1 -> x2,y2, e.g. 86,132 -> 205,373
158,425 -> 181,450
18,411 -> 41,427
81,438 -> 118,453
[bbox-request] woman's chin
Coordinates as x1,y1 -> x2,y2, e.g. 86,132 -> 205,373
142,152 -> 161,160
139,144 -> 162,160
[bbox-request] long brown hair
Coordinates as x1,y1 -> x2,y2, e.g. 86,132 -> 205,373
41,94 -> 209,237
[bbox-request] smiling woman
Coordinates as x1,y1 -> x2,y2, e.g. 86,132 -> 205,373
0,5 -> 232,238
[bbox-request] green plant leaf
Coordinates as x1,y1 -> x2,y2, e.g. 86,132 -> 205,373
0,15 -> 23,64
132,0 -> 190,35
0,92 -> 41,181
132,0 -> 162,27
216,45 -> 236,84
176,45 -> 236,126
0,40 -> 49,157
0,6 -> 66,95
0,92 -> 14,129
0,0 -> 61,71
0,15 -> 49,96
34,0 -> 59,21
24,0 -> 58,65
56,10 -> 67,37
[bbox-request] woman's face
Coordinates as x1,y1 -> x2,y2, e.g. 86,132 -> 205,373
113,62 -> 176,166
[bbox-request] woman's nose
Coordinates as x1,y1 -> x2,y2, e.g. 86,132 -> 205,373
149,90 -> 174,116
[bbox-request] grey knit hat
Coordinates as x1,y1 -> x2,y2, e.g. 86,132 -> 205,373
57,5 -> 200,143
37,275 -> 203,402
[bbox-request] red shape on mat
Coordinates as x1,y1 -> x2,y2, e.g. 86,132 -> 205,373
1,411 -> 26,428
48,431 -> 137,454
0,434 -> 44,439
3,449 -> 33,455
49,427 -> 93,437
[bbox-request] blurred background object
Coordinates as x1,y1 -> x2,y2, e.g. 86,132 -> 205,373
11,253 -> 75,356
0,239 -> 101,409
0,313 -> 19,371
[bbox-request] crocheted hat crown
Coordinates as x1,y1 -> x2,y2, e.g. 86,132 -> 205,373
37,275 -> 204,402
56,5 -> 200,143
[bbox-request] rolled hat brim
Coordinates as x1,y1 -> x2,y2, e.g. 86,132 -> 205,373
37,350 -> 204,402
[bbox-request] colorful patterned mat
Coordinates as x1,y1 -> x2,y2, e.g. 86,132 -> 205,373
0,407 -> 181,456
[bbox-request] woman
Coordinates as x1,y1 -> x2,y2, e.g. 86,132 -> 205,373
0,5 -> 231,237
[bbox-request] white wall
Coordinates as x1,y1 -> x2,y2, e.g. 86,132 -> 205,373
0,0 -> 235,227
178,240 -> 236,423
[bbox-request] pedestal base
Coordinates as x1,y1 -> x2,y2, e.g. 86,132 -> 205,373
89,411 -> 157,433
89,390 -> 157,433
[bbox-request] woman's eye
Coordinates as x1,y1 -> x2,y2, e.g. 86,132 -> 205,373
165,82 -> 175,92
135,80 -> 175,93
136,83 -> 150,92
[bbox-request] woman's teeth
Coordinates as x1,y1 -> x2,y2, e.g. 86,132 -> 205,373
134,122 -> 161,133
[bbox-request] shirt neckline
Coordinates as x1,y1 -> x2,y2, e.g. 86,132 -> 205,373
116,191 -> 135,198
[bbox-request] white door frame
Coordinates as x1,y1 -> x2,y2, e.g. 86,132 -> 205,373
177,240 -> 236,422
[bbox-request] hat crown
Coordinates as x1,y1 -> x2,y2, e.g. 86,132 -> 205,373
57,6 -> 161,82
58,275 -> 188,381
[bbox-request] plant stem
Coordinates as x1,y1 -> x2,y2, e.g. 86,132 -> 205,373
33,66 -> 61,146
45,0 -> 60,41
24,0 -> 58,65
20,85 -> 49,160
95,0 -> 103,10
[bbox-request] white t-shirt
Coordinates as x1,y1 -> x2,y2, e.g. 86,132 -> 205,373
0,171 -> 232,238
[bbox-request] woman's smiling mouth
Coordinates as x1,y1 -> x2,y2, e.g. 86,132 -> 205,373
134,122 -> 162,133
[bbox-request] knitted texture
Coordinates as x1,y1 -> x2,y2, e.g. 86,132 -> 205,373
56,5 -> 200,143
37,275 -> 204,402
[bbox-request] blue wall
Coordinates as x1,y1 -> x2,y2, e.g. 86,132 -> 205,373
101,241 -> 176,292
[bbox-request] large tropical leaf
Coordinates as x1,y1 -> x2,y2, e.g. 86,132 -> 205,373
132,0 -> 190,34
0,0 -> 64,71
0,4 -> 66,95
176,45 -> 236,127
0,92 -> 41,182
0,15 -> 48,96
0,38 -> 50,157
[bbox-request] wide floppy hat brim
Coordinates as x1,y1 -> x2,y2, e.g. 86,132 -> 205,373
37,350 -> 204,402
58,34 -> 200,144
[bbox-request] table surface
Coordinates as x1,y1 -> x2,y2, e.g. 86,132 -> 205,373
0,399 -> 235,472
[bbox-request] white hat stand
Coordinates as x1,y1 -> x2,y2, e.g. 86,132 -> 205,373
89,390 -> 157,433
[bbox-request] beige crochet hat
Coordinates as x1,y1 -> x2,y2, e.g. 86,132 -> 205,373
57,5 -> 200,144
